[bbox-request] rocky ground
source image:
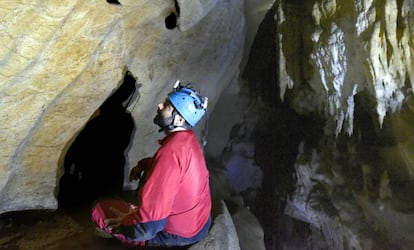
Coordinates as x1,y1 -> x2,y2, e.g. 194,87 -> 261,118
0,203 -> 135,250
0,198 -> 244,250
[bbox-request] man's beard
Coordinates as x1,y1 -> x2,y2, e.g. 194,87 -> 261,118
153,113 -> 174,130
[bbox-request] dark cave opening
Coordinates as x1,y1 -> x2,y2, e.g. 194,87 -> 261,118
165,0 -> 180,30
165,13 -> 178,30
57,71 -> 137,209
106,0 -> 121,5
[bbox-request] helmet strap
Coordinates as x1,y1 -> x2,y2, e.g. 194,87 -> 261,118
201,110 -> 209,147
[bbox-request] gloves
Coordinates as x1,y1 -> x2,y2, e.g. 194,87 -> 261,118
129,157 -> 152,182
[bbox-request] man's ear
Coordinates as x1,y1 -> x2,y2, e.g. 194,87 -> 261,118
175,114 -> 186,126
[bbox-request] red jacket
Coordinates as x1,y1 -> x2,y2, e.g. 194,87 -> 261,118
136,130 -> 211,237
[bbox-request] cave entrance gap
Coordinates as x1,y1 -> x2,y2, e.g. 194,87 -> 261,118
58,71 -> 137,209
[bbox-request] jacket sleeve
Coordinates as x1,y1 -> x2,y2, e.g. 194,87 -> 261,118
118,218 -> 167,241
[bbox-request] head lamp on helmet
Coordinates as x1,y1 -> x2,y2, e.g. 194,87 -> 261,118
167,80 -> 208,127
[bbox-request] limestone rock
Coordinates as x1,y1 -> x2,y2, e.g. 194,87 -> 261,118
176,0 -> 219,31
190,200 -> 241,250
0,0 -> 245,213
277,0 -> 414,135
231,205 -> 265,250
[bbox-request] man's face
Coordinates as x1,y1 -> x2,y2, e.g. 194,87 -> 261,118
153,98 -> 175,128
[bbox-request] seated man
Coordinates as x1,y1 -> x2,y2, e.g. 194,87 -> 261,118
91,81 -> 211,247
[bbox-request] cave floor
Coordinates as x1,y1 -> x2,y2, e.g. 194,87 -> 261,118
0,203 -> 133,250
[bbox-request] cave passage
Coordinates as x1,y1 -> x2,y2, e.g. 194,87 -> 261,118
57,71 -> 137,208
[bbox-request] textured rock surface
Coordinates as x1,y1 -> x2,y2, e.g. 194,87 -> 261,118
3,0 -> 414,249
0,0 -> 245,213
278,0 -> 414,135
231,205 -> 265,250
273,1 -> 414,249
189,200 -> 241,250
202,0 -> 414,249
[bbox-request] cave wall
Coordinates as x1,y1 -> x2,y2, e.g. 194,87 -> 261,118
0,0 -> 279,215
203,0 -> 414,249
0,0 -> 249,213
278,0 -> 414,135
2,0 -> 414,248
272,0 -> 414,249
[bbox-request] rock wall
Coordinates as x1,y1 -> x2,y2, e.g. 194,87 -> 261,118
278,0 -> 414,136
3,0 -> 414,248
202,0 -> 414,248
271,0 -> 414,249
0,0 -> 246,213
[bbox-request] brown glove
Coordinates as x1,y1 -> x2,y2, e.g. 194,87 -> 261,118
129,157 -> 152,182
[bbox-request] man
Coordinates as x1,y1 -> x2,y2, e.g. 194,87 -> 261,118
91,81 -> 211,247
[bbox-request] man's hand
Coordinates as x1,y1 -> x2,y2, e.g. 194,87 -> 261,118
129,157 -> 152,181
104,206 -> 134,232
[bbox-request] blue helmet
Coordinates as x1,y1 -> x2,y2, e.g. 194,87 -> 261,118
168,80 -> 208,127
